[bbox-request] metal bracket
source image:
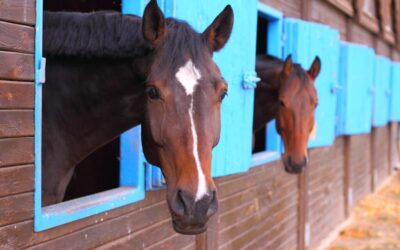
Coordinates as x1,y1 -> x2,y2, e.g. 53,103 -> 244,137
242,71 -> 261,89
39,57 -> 46,84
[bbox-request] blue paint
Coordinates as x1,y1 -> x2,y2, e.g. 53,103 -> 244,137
35,1 -> 146,232
336,42 -> 374,135
34,0 -> 44,232
250,3 -> 283,168
390,62 -> 400,121
372,56 -> 391,127
283,18 -> 340,148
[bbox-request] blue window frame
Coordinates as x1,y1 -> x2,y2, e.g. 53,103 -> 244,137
336,42 -> 374,135
250,3 -> 283,167
34,0 -> 146,231
390,62 -> 400,122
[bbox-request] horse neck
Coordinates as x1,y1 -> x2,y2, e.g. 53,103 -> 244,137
253,67 -> 281,132
43,57 -> 147,170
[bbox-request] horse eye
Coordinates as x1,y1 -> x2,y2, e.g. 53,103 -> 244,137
146,86 -> 160,100
279,100 -> 285,107
220,91 -> 228,102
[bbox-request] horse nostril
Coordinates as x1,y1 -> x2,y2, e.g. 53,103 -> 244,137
207,190 -> 218,217
171,189 -> 193,216
287,156 -> 292,166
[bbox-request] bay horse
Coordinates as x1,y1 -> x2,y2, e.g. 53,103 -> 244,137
43,0 -> 233,234
253,54 -> 321,173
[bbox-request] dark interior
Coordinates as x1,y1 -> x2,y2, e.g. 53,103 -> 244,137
253,14 -> 269,154
43,0 -> 122,202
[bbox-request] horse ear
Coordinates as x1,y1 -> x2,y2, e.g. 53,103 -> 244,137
308,56 -> 321,80
282,54 -> 293,77
142,0 -> 166,47
202,5 -> 234,53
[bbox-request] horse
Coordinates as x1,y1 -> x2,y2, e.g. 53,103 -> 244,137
253,54 -> 321,173
42,0 -> 234,235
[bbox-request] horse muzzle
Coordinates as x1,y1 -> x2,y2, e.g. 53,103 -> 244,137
283,156 -> 308,174
168,189 -> 218,235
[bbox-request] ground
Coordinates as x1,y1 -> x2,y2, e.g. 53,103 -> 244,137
329,172 -> 400,250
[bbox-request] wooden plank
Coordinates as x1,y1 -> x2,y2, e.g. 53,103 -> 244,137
0,192 -> 33,227
0,164 -> 34,197
324,0 -> 354,16
0,110 -> 33,138
0,137 -> 33,167
0,51 -> 34,81
0,80 -> 34,109
0,0 -> 35,25
0,21 -> 34,53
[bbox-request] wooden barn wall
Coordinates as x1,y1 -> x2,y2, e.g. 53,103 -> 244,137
307,138 -> 345,249
0,0 -> 36,248
0,0 -> 399,249
348,134 -> 372,207
372,126 -> 391,189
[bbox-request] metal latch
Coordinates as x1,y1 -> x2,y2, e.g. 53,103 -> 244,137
243,71 -> 261,89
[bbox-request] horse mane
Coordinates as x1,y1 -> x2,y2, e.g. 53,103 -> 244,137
256,54 -> 307,87
43,11 -> 151,59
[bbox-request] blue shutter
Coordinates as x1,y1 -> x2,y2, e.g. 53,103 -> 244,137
172,0 -> 258,177
336,42 -> 374,135
283,19 -> 340,148
390,62 -> 400,121
123,0 -> 167,190
372,56 -> 391,127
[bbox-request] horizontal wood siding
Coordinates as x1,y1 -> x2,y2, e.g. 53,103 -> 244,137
307,138 -> 345,249
372,127 -> 390,188
0,2 -> 36,250
349,134 -> 372,206
0,0 -> 36,25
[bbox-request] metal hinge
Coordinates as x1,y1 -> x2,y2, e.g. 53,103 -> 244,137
305,223 -> 311,247
242,71 -> 261,89
39,57 -> 46,84
348,187 -> 353,207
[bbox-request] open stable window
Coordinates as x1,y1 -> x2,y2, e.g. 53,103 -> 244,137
336,42 -> 374,135
250,3 -> 283,167
355,0 -> 380,33
283,18 -> 340,148
35,0 -> 146,231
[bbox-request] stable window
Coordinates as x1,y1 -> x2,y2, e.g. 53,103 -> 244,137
250,3 -> 282,167
34,0 -> 145,231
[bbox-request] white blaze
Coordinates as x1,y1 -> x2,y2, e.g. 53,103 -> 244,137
175,59 -> 207,201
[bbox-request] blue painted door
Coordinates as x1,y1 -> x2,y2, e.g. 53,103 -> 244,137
172,0 -> 258,177
336,42 -> 374,135
390,62 -> 400,121
373,56 -> 391,127
283,19 -> 340,148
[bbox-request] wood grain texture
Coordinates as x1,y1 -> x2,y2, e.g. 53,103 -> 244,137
311,0 -> 348,39
0,81 -> 34,109
323,0 -> 354,16
0,193 -> 33,227
0,21 -> 34,53
0,164 -> 33,197
0,52 -> 34,81
376,38 -> 392,57
259,0 -> 302,18
0,137 -> 33,167
0,0 -> 35,25
0,110 -> 33,138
